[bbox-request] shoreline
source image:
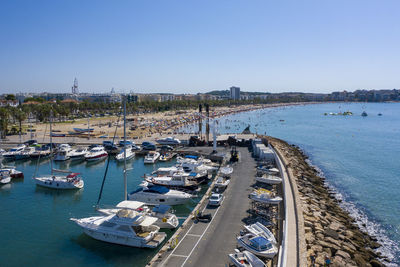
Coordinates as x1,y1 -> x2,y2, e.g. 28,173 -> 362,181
267,136 -> 388,267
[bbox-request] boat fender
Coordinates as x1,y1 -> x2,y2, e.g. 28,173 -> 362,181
162,217 -> 167,222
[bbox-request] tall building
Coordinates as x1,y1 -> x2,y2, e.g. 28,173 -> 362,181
230,86 -> 240,100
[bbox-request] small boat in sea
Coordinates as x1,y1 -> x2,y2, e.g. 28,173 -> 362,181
255,175 -> 282,185
361,111 -> 368,117
115,146 -> 135,162
85,146 -> 108,162
15,146 -> 36,160
378,113 -> 382,116
128,185 -> 193,206
70,209 -> 166,248
228,249 -> 266,267
144,151 -> 160,164
34,172 -> 84,189
159,152 -> 176,162
0,173 -> 11,185
54,144 -> 73,161
2,145 -> 25,160
0,165 -> 24,178
249,188 -> 282,205
97,201 -> 179,229
69,147 -> 88,160
237,234 -> 278,258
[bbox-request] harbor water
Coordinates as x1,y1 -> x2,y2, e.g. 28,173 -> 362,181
181,102 -> 400,264
0,156 -> 205,267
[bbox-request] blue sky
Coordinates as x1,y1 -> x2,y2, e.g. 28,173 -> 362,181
1,0 -> 399,94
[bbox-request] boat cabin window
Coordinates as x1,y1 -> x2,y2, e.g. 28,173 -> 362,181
99,221 -> 116,228
117,225 -> 132,232
159,199 -> 165,202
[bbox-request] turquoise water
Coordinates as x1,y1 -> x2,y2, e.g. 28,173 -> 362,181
180,102 -> 400,263
0,156 -> 203,267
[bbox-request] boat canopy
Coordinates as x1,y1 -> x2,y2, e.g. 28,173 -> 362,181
138,216 -> 158,227
66,173 -> 80,178
147,185 -> 170,194
189,172 -> 197,177
152,205 -> 171,214
185,155 -> 198,160
250,236 -> 273,250
116,200 -> 145,210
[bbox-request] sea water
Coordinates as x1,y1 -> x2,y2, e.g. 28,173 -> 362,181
180,102 -> 400,264
0,156 -> 203,267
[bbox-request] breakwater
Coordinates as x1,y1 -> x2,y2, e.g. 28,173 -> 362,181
267,136 -> 387,267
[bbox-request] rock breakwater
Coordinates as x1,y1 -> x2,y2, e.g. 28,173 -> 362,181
267,136 -> 388,267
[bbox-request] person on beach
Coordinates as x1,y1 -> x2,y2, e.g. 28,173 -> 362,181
310,254 -> 316,267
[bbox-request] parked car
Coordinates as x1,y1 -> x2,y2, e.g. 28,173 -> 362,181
24,139 -> 37,146
119,140 -> 134,147
160,145 -> 173,151
131,144 -> 141,151
208,193 -> 224,206
142,141 -> 156,151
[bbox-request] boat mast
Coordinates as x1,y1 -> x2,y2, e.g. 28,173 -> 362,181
50,110 -> 53,175
87,117 -> 90,140
123,95 -> 127,200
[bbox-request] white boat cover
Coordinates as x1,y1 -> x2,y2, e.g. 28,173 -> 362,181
116,200 -> 145,210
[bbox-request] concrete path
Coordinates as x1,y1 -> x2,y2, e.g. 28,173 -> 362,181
161,147 -> 256,267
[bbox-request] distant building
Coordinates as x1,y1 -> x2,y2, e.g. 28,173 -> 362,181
0,100 -> 19,107
230,86 -> 240,100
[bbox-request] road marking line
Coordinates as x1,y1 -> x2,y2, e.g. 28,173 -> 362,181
181,205 -> 222,267
170,254 -> 188,258
186,233 -> 201,237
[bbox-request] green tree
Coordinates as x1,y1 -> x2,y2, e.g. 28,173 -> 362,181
5,94 -> 16,101
0,107 -> 9,139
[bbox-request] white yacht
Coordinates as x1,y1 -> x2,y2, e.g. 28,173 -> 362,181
70,209 -> 166,248
144,151 -> 160,164
237,234 -> 278,258
0,148 -> 5,157
69,147 -> 88,160
255,175 -> 282,185
145,172 -> 198,191
54,144 -> 73,161
115,146 -> 135,162
228,249 -> 266,267
257,166 -> 280,175
98,200 -> 179,229
30,146 -> 51,159
249,189 -> 282,205
0,165 -> 24,178
2,145 -> 25,160
152,166 -> 180,176
34,172 -> 84,189
155,137 -> 181,145
128,185 -> 192,206
15,146 -> 36,160
85,146 -> 108,162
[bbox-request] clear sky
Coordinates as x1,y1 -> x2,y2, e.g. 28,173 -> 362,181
1,0 -> 399,94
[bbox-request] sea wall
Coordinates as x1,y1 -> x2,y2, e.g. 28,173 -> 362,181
266,136 -> 387,267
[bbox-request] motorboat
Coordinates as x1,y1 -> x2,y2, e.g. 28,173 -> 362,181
69,147 -> 88,160
243,222 -> 277,245
255,175 -> 282,185
70,209 -> 166,248
145,172 -> 199,191
0,165 -> 24,178
221,166 -> 233,177
98,201 -> 179,229
159,152 -> 176,162
2,145 -> 25,160
0,173 -> 11,185
115,146 -> 135,162
256,166 -> 279,175
15,146 -> 36,160
249,189 -> 282,205
215,176 -> 230,188
361,111 -> 368,117
144,151 -> 160,164
237,234 -> 278,258
152,166 -> 180,176
54,144 -> 73,161
128,185 -> 193,206
33,172 -> 84,189
228,249 -> 266,267
0,149 -> 5,157
85,146 -> 108,161
30,145 -> 51,159
156,137 -> 181,145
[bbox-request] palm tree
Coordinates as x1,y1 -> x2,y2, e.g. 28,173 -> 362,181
0,107 -> 9,139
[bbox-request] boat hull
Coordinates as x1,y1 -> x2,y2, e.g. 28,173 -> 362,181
34,177 -> 84,189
